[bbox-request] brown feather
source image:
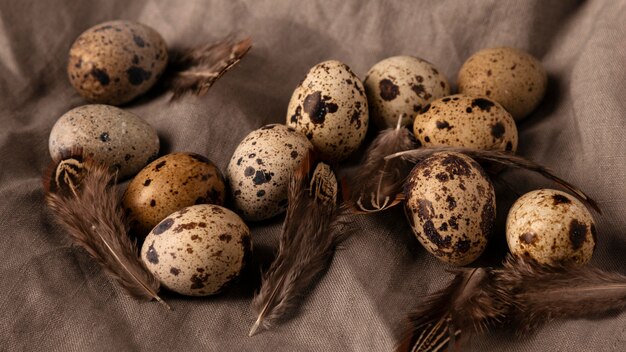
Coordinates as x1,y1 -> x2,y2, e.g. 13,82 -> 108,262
397,268 -> 509,352
249,152 -> 347,336
398,254 -> 626,351
351,115 -> 416,213
44,155 -> 168,308
168,37 -> 252,100
497,255 -> 626,335
387,147 -> 600,214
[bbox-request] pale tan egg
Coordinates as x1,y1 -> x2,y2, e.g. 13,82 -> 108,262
404,152 -> 495,265
506,189 -> 596,265
458,47 -> 547,121
364,56 -> 450,128
413,94 -> 518,152
141,204 -> 250,296
286,60 -> 368,161
68,20 -> 168,105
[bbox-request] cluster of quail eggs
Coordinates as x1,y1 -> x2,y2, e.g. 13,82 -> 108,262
49,20 -> 253,297
51,18 -> 596,297
371,47 -> 595,267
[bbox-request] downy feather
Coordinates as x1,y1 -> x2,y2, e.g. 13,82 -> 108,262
351,115 -> 416,212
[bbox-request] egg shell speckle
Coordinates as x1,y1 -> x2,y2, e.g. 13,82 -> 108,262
123,152 -> 226,237
226,124 -> 313,221
49,104 -> 159,179
141,204 -> 250,296
404,152 -> 495,265
68,20 -> 168,105
286,60 -> 368,161
506,189 -> 596,265
414,94 -> 518,152
364,56 -> 450,128
458,47 -> 547,121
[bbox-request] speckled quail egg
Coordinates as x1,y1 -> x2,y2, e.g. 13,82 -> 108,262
123,152 -> 226,237
364,56 -> 450,129
404,152 -> 496,265
226,124 -> 313,221
414,94 -> 518,152
506,189 -> 596,265
458,47 -> 547,121
49,104 -> 159,179
68,20 -> 168,105
286,60 -> 368,161
141,204 -> 250,296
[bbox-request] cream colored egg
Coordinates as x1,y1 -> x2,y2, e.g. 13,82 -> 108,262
413,94 -> 518,152
68,20 -> 168,105
226,124 -> 313,221
458,47 -> 547,121
286,60 -> 368,161
141,204 -> 250,296
404,152 -> 495,265
123,152 -> 226,237
506,189 -> 596,265
364,56 -> 450,129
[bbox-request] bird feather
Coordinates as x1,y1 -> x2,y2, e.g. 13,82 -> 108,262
351,115 -> 416,213
249,153 -> 346,336
43,153 -> 168,308
168,36 -> 252,100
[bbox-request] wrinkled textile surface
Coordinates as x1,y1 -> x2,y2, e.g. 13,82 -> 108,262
1,1 -> 625,351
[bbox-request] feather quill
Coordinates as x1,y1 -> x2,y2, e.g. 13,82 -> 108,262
168,37 -> 252,100
351,115 -> 416,213
43,154 -> 168,308
249,153 -> 346,336
398,255 -> 626,351
387,147 -> 600,214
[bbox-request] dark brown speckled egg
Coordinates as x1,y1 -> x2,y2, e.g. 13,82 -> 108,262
141,204 -> 250,296
506,189 -> 596,265
364,56 -> 450,129
226,124 -> 313,221
123,152 -> 226,238
413,94 -> 518,152
404,152 -> 495,266
68,20 -> 168,105
286,60 -> 368,161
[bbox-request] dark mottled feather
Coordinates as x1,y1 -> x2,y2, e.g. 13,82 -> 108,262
387,147 -> 600,214
398,255 -> 626,351
397,268 -> 509,352
351,116 -> 416,212
497,255 -> 626,335
168,37 -> 251,100
250,153 -> 347,336
44,155 -> 167,308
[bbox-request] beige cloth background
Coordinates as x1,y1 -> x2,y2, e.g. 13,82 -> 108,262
1,0 -> 625,351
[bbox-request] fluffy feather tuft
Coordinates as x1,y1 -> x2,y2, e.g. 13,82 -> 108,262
351,115 -> 416,213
